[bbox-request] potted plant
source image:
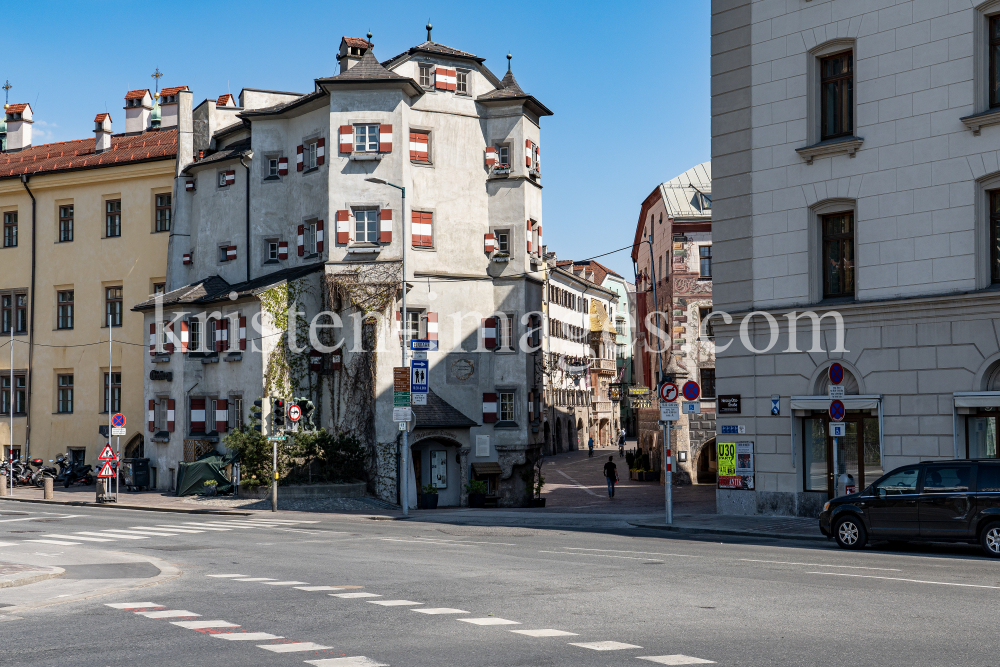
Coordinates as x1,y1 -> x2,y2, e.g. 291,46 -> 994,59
492,163 -> 511,176
420,484 -> 439,510
465,480 -> 488,508
202,479 -> 218,496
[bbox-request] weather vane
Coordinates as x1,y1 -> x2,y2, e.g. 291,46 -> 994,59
151,68 -> 163,98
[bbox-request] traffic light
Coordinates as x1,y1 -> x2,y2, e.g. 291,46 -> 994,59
251,399 -> 270,437
271,398 -> 286,433
292,397 -> 316,432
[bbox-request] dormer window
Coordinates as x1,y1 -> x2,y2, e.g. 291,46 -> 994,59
419,64 -> 433,88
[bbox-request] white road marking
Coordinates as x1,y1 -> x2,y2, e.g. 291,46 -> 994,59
368,600 -> 422,606
132,525 -> 204,534
245,519 -> 318,525
330,592 -> 381,599
459,617 -> 520,626
411,608 -> 469,615
638,656 -> 715,665
0,541 -> 15,546
76,531 -> 147,540
380,536 -> 518,547
25,539 -> 82,545
306,658 -> 388,667
213,632 -> 284,641
262,581 -> 310,586
570,641 -> 643,651
0,514 -> 81,523
105,602 -> 161,609
511,629 -> 578,637
163,524 -> 232,531
556,469 -> 600,497
539,551 -> 662,562
563,548 -> 694,558
232,577 -> 276,582
378,538 -> 476,546
206,574 -> 248,578
136,610 -> 201,618
99,528 -> 178,537
808,572 -> 1000,589
258,642 -> 332,652
742,559 -> 901,571
172,620 -> 240,629
44,534 -> 113,542
295,586 -> 346,591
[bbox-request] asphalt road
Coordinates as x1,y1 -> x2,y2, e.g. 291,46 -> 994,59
2,504 -> 999,666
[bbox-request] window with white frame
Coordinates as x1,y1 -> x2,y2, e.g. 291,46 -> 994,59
304,141 -> 318,169
266,239 -> 279,262
267,158 -> 279,177
304,221 -> 317,254
495,230 -> 509,253
229,396 -> 243,431
496,144 -> 509,167
355,125 -> 379,152
354,208 -> 379,243
218,171 -> 228,187
406,311 -> 421,342
456,69 -> 469,95
498,313 -> 515,351
499,391 -> 515,423
189,319 -> 201,353
419,64 -> 433,88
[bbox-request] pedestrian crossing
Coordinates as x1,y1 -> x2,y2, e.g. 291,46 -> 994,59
8,518 -> 319,546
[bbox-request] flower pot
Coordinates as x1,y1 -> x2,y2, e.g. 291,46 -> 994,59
468,492 -> 486,508
203,485 -> 217,496
420,493 -> 439,510
531,498 -> 546,508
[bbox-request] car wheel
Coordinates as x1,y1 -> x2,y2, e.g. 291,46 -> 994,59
980,522 -> 1000,558
834,515 -> 867,550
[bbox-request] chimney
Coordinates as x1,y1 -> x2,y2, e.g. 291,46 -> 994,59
4,103 -> 33,152
123,89 -> 153,134
176,89 -> 194,176
338,36 -> 370,74
94,113 -> 112,153
157,86 -> 188,129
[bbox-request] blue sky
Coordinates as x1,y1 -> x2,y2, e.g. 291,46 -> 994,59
10,0 -> 709,279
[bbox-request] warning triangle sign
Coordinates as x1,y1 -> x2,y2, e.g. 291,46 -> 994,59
97,461 -> 116,478
98,444 -> 116,461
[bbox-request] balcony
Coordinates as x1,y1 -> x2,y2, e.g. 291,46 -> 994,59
592,401 -> 613,413
593,358 -> 617,373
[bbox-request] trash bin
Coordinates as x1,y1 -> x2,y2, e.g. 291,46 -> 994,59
120,458 -> 151,491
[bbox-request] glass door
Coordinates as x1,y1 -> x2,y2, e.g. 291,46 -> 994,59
803,411 -> 882,497
967,413 -> 998,458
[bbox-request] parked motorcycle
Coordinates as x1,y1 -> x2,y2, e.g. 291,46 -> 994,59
29,458 -> 58,487
63,458 -> 94,488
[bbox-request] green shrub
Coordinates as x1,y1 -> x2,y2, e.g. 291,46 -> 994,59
465,480 -> 488,495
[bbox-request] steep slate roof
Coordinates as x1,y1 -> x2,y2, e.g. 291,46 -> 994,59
133,262 -> 326,311
0,129 -> 177,180
412,389 -> 479,428
381,40 -> 484,68
181,138 -> 251,173
659,161 -> 712,221
213,119 -> 248,140
478,70 -> 525,99
325,48 -> 408,81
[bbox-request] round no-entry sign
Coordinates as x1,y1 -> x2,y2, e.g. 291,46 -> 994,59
659,382 -> 678,403
287,404 -> 301,422
829,362 -> 844,385
682,381 -> 701,401
111,413 -> 126,428
829,399 -> 846,422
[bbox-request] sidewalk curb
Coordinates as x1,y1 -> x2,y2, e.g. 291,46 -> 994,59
0,495 -> 251,516
0,566 -> 64,589
628,522 -> 828,542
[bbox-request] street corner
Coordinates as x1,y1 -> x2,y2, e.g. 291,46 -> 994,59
0,561 -> 64,589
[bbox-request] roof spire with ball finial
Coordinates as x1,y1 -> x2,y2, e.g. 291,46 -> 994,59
507,52 -> 512,73
367,30 -> 373,48
427,19 -> 432,42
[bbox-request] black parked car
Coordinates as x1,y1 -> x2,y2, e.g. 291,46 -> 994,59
819,459 -> 1000,557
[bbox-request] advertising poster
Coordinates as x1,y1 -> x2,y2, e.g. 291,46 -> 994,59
717,441 -> 754,490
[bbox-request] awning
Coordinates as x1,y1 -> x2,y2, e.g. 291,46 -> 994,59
790,395 -> 881,411
471,462 -> 502,476
953,392 -> 1000,408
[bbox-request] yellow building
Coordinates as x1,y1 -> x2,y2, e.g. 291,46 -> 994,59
0,96 -> 177,472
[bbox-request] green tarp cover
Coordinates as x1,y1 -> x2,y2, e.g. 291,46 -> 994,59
175,450 -> 237,496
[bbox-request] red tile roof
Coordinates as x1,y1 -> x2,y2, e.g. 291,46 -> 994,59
216,94 -> 233,106
6,103 -> 30,114
125,89 -> 151,100
557,259 -> 623,286
94,113 -> 111,123
161,85 -> 189,97
0,129 -> 176,180
343,36 -> 370,49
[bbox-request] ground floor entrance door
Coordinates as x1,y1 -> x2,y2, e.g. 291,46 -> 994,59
803,410 -> 883,498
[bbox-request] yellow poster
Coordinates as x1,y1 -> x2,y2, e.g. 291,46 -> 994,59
717,441 -> 736,477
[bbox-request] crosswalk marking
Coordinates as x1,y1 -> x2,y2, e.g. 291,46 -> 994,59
136,610 -> 201,619
459,617 -> 520,626
262,581 -> 310,586
0,541 -> 14,547
569,641 -> 643,651
213,632 -> 284,641
172,620 -> 241,629
99,528 -> 178,537
368,600 -> 422,606
166,523 -> 232,531
330,592 -> 381,599
232,577 -> 276,582
131,525 -> 204,534
44,534 -> 113,542
206,574 -> 248,578
637,656 -> 715,665
306,658 -> 388,667
411,608 -> 468,615
257,642 -> 332,653
76,531 -> 147,540
511,629 -> 578,637
105,602 -> 161,609
295,586 -> 346,591
26,539 -> 82,545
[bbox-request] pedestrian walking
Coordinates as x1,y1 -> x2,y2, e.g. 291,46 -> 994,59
604,455 -> 618,498
588,435 -> 594,457
618,432 -> 625,458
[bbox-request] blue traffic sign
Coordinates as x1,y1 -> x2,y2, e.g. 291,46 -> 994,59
411,359 -> 429,393
682,381 -> 700,401
829,362 -> 844,385
829,399 -> 846,421
410,339 -> 439,351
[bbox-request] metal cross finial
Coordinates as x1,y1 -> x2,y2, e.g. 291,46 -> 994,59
151,67 -> 163,93
426,20 -> 432,42
2,80 -> 10,105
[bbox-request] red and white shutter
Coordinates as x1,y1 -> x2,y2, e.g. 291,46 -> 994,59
316,137 -> 325,166
378,124 -> 392,152
536,224 -> 542,252
297,224 -> 305,256
411,211 -> 431,248
528,390 -> 534,422
216,318 -> 229,352
182,253 -> 192,265
426,312 -> 438,341
483,393 -> 497,424
379,208 -> 393,243
435,67 -> 456,91
167,399 -> 175,432
149,323 -> 157,356
396,310 -> 402,342
482,317 -> 496,349
216,398 -> 229,433
277,157 -> 288,175
185,180 -> 195,191
190,398 -> 206,433
484,232 -> 496,253
315,220 -> 324,253
278,241 -> 288,259
485,146 -> 496,167
336,210 -> 350,244
535,144 -> 541,173
409,132 -> 428,161
296,144 -> 304,171
225,170 -> 236,185
339,125 -> 353,153
227,245 -> 237,261
526,219 -> 533,253
525,140 -> 533,167
239,315 -> 247,351
180,320 -> 190,353
148,399 -> 156,432
165,320 -> 175,353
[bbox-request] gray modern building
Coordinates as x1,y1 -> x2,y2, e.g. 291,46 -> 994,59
712,0 -> 1000,516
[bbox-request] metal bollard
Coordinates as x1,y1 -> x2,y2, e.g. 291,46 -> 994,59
43,477 -> 53,500
0,475 -> 7,496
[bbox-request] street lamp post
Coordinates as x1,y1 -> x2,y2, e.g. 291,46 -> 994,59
365,177 -> 408,516
645,234 -> 672,525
